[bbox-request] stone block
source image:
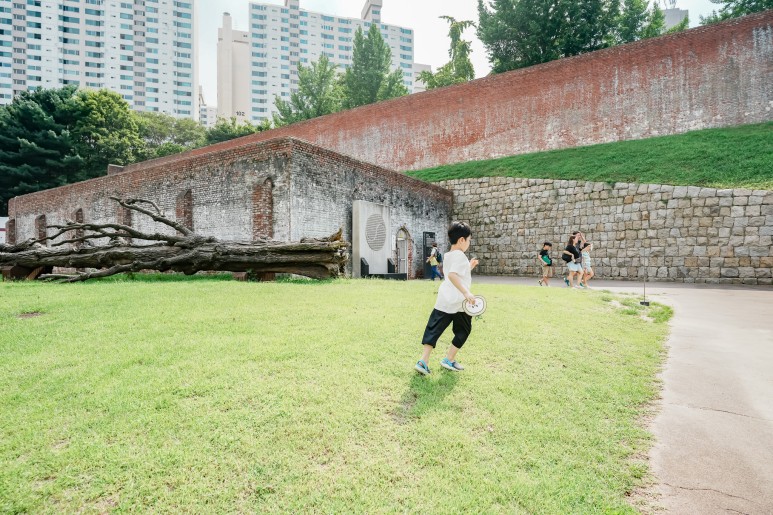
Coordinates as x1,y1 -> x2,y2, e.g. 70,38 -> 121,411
698,188 -> 715,198
749,246 -> 771,257
731,206 -> 745,217
720,268 -> 739,278
673,186 -> 688,198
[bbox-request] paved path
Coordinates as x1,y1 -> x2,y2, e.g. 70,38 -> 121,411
475,276 -> 773,514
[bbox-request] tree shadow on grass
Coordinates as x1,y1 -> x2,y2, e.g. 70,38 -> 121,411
392,372 -> 459,425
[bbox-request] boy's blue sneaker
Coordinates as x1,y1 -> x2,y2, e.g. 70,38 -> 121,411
564,277 -> 570,287
415,360 -> 431,375
440,358 -> 464,371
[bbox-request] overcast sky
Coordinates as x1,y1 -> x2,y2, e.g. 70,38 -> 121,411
197,0 -> 719,105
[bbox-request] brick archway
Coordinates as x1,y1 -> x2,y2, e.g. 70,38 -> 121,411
176,190 -> 194,231
395,226 -> 414,279
6,219 -> 16,245
35,215 -> 47,244
252,178 -> 274,239
73,208 -> 85,243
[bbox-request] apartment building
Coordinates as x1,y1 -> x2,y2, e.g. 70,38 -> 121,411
0,0 -> 197,118
218,0 -> 428,123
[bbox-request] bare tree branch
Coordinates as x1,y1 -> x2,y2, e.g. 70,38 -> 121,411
1,197 -> 350,282
111,196 -> 193,236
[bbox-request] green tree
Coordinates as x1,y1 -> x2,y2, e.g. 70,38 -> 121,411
560,0 -> 620,57
617,0 -> 650,42
477,0 -> 569,73
617,0 -> 674,43
341,24 -> 408,109
273,54 -> 342,127
135,111 -> 206,159
67,89 -> 143,180
419,17 -> 476,90
205,117 -> 271,145
0,87 -> 85,215
701,0 -> 773,24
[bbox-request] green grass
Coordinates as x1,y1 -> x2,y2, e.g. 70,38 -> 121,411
0,277 -> 671,513
408,122 -> 773,190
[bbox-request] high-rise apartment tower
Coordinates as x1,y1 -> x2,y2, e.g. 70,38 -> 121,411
0,0 -> 198,118
217,0 -> 428,123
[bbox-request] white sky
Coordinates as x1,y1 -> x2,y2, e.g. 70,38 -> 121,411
197,0 -> 719,105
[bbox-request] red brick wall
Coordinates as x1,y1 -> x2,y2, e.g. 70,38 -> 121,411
119,12 -> 773,173
8,138 -> 453,270
35,215 -> 46,243
5,219 -> 15,245
176,190 -> 194,231
252,179 -> 274,239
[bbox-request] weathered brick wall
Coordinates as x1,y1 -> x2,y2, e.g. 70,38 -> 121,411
8,138 -> 453,278
117,12 -> 772,173
287,140 -> 453,275
440,178 -> 773,285
8,141 -> 292,247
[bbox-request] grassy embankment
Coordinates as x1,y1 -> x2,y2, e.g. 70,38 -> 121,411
408,122 -> 773,190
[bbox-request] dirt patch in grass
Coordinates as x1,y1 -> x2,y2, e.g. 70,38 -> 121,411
16,311 -> 44,319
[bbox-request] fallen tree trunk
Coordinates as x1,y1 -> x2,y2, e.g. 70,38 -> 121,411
0,198 -> 349,282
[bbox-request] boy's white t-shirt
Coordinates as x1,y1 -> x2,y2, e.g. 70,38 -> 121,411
434,249 -> 471,314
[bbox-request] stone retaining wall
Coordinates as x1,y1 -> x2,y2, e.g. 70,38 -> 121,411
439,178 -> 773,285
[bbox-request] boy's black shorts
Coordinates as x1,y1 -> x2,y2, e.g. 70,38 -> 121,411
421,309 -> 472,349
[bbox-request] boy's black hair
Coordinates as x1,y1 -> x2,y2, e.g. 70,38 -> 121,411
448,221 -> 472,244
543,241 -> 552,247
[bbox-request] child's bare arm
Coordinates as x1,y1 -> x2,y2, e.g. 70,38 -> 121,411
448,272 -> 476,303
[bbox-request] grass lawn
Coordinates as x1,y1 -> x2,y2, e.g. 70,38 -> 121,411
0,276 -> 670,513
407,122 -> 773,190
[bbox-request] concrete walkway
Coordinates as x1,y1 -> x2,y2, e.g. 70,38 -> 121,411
475,276 -> 773,514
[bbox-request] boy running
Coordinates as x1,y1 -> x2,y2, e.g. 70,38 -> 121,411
415,222 -> 479,375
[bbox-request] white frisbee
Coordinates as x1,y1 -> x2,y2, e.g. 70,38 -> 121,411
462,295 -> 487,316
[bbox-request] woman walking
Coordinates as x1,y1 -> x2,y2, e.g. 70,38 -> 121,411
561,234 -> 584,288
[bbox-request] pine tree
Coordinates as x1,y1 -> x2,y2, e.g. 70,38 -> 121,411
0,87 -> 84,215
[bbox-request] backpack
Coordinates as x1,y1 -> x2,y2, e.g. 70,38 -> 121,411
436,251 -> 442,263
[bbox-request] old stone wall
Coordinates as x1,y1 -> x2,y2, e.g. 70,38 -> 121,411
7,138 -> 453,278
440,178 -> 773,285
7,140 -> 292,246
117,12 -> 773,173
287,141 -> 453,275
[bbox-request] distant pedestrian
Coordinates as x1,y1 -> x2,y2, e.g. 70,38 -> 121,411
538,241 -> 553,286
581,242 -> 595,288
426,242 -> 443,280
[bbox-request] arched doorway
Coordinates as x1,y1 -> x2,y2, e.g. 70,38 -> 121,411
396,228 -> 409,274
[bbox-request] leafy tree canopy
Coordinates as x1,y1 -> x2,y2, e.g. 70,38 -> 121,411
273,54 -> 342,127
205,117 -> 271,145
341,24 -> 408,109
477,0 -> 687,73
419,17 -> 476,90
67,88 -> 143,181
135,111 -> 206,159
701,0 -> 773,24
